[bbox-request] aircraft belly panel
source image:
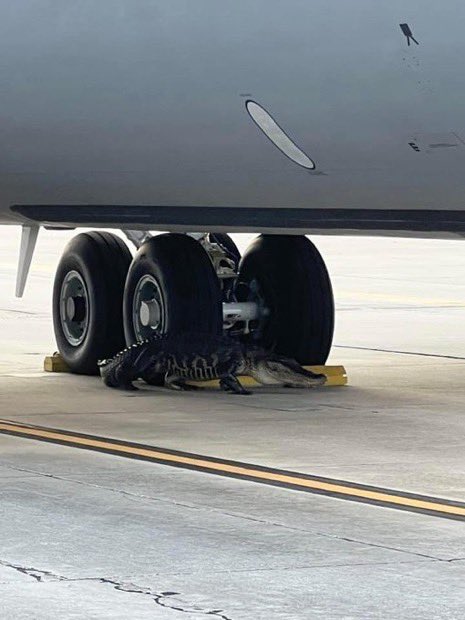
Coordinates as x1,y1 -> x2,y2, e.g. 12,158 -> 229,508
1,1 -> 465,226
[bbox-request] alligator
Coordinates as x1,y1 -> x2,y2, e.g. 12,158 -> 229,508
98,333 -> 327,394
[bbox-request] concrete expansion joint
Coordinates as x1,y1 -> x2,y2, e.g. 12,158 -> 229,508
0,463 -> 449,566
0,464 -> 457,567
1,461 -> 209,513
335,344 -> 465,361
323,533 -> 442,561
209,510 -> 445,563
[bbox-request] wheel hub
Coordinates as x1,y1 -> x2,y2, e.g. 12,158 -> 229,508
59,270 -> 89,346
66,296 -> 86,322
133,274 -> 165,339
139,298 -> 161,328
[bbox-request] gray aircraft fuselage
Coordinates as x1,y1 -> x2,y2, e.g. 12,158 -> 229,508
1,1 -> 465,237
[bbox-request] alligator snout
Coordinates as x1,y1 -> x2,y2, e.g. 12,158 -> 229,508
249,357 -> 327,388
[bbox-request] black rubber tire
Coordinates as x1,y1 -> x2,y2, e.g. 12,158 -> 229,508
52,232 -> 132,375
208,233 -> 241,269
123,233 -> 222,345
237,235 -> 334,365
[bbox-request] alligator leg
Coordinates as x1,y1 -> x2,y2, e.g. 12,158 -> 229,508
111,365 -> 139,390
164,373 -> 200,391
122,382 -> 139,391
101,364 -> 138,390
102,377 -> 138,391
114,367 -> 139,391
219,374 -> 252,395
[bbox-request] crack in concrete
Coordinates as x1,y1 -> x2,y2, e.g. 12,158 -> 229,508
0,561 -> 233,618
99,579 -> 233,619
0,559 -> 67,582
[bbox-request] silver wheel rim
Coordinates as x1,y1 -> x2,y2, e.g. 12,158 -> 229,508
132,274 -> 165,340
59,270 -> 90,346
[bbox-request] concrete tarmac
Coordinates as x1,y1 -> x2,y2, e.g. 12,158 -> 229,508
1,227 -> 465,618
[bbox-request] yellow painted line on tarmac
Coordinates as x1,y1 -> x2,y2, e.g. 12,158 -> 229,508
0,419 -> 464,521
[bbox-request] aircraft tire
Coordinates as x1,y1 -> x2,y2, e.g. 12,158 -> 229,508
123,234 -> 222,385
52,232 -> 132,374
237,235 -> 334,365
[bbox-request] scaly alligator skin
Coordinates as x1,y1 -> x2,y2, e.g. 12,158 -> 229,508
98,333 -> 327,394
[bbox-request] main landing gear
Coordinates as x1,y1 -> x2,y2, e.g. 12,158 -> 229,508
52,231 -> 335,375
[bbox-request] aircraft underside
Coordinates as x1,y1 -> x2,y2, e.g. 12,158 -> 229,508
1,1 -> 465,230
